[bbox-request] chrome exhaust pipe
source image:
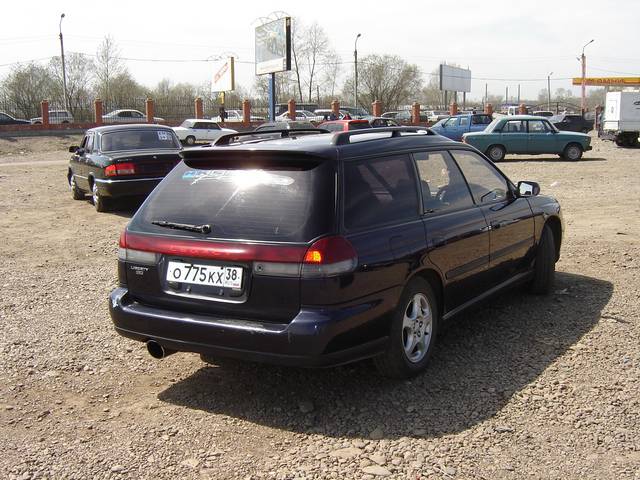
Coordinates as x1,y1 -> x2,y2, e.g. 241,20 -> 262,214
146,340 -> 175,359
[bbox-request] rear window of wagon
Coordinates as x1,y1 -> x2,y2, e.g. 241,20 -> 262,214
130,158 -> 336,243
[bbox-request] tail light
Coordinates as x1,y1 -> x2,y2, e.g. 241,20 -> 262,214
105,162 -> 136,177
253,236 -> 357,278
119,230 -> 357,278
301,236 -> 357,278
118,231 -> 159,265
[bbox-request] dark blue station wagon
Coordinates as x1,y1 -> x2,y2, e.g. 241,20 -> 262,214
109,127 -> 563,378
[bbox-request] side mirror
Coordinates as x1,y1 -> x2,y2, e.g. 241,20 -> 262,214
68,145 -> 79,153
517,181 -> 540,197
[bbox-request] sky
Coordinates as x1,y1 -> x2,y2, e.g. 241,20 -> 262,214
1,0 -> 639,103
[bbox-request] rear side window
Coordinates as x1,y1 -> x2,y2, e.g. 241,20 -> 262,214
414,151 -> 474,213
450,150 -> 509,204
131,158 -> 335,243
343,154 -> 419,230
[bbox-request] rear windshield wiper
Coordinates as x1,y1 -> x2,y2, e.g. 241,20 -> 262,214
151,220 -> 212,234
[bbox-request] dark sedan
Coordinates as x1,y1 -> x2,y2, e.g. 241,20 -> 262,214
67,124 -> 182,212
0,112 -> 30,125
550,113 -> 593,133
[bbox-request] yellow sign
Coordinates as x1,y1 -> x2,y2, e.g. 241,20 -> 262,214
572,77 -> 640,86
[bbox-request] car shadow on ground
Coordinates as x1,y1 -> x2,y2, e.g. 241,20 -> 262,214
500,156 -> 607,163
158,272 -> 612,439
102,197 -> 145,219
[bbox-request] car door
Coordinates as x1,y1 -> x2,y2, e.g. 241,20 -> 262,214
450,149 -> 535,287
526,119 -> 557,154
342,154 -> 426,304
206,123 -> 222,141
499,119 -> 528,153
414,150 -> 491,311
73,134 -> 93,189
440,117 -> 459,139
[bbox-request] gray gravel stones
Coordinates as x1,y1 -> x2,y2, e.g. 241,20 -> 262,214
1,135 -> 639,479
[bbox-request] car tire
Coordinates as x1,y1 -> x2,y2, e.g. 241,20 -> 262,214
528,225 -> 556,295
486,145 -> 506,162
185,136 -> 196,146
373,278 -> 439,379
68,173 -> 84,200
91,181 -> 108,212
563,143 -> 583,161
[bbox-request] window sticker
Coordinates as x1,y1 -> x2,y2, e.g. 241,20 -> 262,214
157,131 -> 171,141
181,169 -> 295,187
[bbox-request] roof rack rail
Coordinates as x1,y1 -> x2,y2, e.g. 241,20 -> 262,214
331,126 -> 434,146
213,128 -> 329,146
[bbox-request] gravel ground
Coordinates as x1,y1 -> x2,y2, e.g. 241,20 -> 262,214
0,134 -> 638,480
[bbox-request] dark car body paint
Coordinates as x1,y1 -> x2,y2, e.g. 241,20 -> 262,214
109,132 -> 563,367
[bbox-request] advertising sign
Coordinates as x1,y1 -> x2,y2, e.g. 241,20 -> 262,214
572,77 -> 640,86
439,64 -> 472,92
255,17 -> 292,75
211,57 -> 235,92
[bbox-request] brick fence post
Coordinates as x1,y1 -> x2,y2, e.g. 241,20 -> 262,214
194,97 -> 203,119
331,99 -> 340,117
484,103 -> 493,116
518,103 -> 527,115
372,100 -> 382,117
242,99 -> 251,126
450,102 -> 458,116
41,100 -> 49,126
94,99 -> 103,126
287,98 -> 296,120
145,98 -> 155,123
411,102 -> 421,124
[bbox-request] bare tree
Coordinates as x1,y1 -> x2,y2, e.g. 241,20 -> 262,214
94,36 -> 125,106
48,53 -> 94,117
0,63 -> 56,118
343,54 -> 423,111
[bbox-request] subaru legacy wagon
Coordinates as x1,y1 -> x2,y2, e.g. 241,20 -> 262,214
109,127 -> 563,378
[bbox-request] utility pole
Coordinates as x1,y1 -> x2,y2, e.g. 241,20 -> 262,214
59,13 -> 68,111
547,72 -> 553,111
580,39 -> 594,114
354,33 -> 361,115
517,84 -> 521,105
485,83 -> 488,107
505,86 -> 508,106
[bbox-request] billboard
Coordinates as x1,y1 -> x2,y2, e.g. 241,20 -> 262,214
255,17 -> 291,75
211,57 -> 235,93
439,64 -> 472,92
572,77 -> 640,86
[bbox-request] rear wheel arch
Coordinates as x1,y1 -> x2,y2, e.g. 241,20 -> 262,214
407,268 -> 444,317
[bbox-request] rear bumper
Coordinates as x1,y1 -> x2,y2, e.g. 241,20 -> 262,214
108,287 -> 396,367
94,177 -> 163,198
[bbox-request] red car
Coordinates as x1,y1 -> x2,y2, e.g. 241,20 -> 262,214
318,119 -> 371,132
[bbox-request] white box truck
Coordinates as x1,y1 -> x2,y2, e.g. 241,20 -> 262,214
601,91 -> 640,147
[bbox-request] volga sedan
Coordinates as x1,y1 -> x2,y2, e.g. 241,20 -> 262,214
67,125 -> 182,212
462,115 -> 592,161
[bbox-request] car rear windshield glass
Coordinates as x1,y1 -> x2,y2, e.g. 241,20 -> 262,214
130,158 -> 335,243
101,129 -> 180,151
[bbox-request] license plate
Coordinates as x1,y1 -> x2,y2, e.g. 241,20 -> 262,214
166,261 -> 243,289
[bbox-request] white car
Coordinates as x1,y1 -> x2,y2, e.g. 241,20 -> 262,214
102,109 -> 164,123
172,119 -> 237,145
212,109 -> 265,122
276,110 -> 322,122
31,109 -> 74,124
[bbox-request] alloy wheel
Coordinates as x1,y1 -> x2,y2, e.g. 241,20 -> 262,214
401,293 -> 433,363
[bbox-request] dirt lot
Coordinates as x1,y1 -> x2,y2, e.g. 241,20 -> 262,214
0,134 -> 638,480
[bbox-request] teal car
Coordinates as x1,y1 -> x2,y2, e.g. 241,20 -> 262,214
462,115 -> 592,161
